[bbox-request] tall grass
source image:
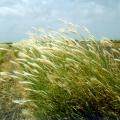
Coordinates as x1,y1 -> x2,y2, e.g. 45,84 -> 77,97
0,46 -> 8,66
10,31 -> 120,120
0,46 -> 28,120
1,30 -> 120,119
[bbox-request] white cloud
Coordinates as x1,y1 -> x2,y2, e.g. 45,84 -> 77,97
0,4 -> 25,16
91,4 -> 105,15
0,7 -> 18,16
0,0 -> 120,42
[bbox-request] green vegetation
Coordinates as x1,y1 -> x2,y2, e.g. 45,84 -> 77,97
0,44 -> 8,66
0,44 -> 26,120
0,32 -> 120,120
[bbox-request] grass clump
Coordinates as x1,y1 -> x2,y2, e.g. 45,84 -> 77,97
10,31 -> 120,120
0,45 -> 29,120
0,45 -> 8,66
1,28 -> 120,119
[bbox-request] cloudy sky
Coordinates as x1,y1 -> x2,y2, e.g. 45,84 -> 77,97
0,0 -> 120,42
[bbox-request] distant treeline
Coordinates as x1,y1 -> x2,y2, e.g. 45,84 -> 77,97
0,42 -> 12,44
0,40 -> 120,46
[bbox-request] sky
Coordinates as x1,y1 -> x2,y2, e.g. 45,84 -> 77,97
0,0 -> 120,42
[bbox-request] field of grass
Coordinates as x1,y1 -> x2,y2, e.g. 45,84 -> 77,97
0,32 -> 120,120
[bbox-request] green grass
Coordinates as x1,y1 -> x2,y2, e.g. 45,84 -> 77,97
0,33 -> 120,120
0,44 -> 8,66
0,44 -> 28,120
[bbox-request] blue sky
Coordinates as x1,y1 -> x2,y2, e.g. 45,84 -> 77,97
0,0 -> 120,42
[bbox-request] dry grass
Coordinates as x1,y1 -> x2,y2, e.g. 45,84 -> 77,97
0,44 -> 28,120
0,31 -> 120,120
